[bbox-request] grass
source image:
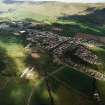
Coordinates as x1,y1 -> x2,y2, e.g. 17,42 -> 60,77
0,32 -> 26,74
57,86 -> 94,105
97,80 -> 105,102
0,31 -> 54,105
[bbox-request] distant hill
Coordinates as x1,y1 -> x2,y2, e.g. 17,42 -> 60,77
0,0 -> 105,24
2,0 -> 58,4
3,0 -> 29,4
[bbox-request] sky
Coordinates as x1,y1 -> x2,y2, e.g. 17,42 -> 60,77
12,0 -> 105,3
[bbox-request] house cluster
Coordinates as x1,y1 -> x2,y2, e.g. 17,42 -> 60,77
25,28 -> 98,66
0,21 -> 99,66
74,45 -> 98,64
0,20 -> 104,80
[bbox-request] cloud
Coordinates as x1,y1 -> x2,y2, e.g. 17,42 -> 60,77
4,0 -> 105,3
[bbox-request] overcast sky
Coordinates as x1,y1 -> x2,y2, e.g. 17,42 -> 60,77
14,0 -> 105,3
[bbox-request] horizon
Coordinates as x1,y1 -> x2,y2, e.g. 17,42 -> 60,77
2,0 -> 105,3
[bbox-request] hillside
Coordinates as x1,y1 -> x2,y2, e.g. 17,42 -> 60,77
0,1 -> 105,21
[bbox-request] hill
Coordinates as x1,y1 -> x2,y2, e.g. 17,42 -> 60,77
0,1 -> 105,21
